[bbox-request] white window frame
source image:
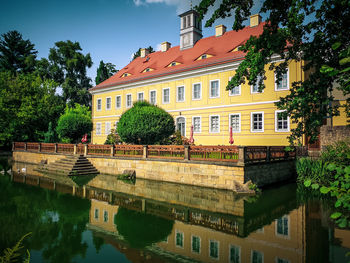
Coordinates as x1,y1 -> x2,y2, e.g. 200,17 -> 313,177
275,215 -> 290,239
251,112 -> 264,133
175,230 -> 184,248
176,116 -> 186,137
209,115 -> 220,133
251,75 -> 264,94
162,87 -> 170,104
115,95 -> 121,109
105,122 -> 111,135
137,91 -> 144,102
192,82 -> 202,100
209,79 -> 220,98
229,245 -> 241,263
275,110 -> 290,132
94,208 -> 99,220
275,69 -> 289,91
229,113 -> 241,133
251,250 -> 264,263
96,122 -> 101,135
106,97 -> 112,110
149,90 -> 157,105
96,98 -> 102,111
209,239 -> 220,260
229,76 -> 241,96
177,85 -> 185,102
191,235 -> 201,254
126,94 -> 132,108
192,116 -> 201,133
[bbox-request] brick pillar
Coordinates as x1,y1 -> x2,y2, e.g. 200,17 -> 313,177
110,145 -> 114,157
237,146 -> 246,166
84,144 -> 88,156
184,145 -> 190,161
143,145 -> 148,159
74,144 -> 77,155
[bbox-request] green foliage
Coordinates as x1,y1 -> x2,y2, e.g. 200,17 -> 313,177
132,46 -> 154,60
95,60 -> 117,85
48,40 -> 92,106
117,101 -> 175,145
0,71 -> 64,147
0,30 -> 37,74
297,140 -> 350,228
0,233 -> 31,263
43,122 -> 56,143
104,129 -> 120,145
196,0 -> 350,144
56,104 -> 92,143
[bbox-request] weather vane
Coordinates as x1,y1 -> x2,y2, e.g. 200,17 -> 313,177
190,0 -> 193,10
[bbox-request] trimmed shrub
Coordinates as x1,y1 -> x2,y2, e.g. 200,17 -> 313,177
117,101 -> 175,145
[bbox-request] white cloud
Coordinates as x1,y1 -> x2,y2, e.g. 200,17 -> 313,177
156,43 -> 162,51
133,0 -> 145,6
133,0 -> 200,14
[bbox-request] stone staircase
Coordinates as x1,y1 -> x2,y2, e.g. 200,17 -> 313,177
36,155 -> 99,176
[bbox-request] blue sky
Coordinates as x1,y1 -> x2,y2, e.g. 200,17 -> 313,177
0,0 -> 262,85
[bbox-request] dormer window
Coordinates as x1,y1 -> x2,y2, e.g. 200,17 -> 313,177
201,54 -> 207,59
196,54 -> 213,61
145,68 -> 150,72
142,68 -> 154,73
122,73 -> 131,77
171,62 -> 176,66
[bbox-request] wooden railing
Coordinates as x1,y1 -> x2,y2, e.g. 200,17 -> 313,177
148,145 -> 185,159
13,142 -> 296,164
190,145 -> 239,162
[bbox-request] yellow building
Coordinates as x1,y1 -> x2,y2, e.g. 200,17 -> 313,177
89,11 -> 345,146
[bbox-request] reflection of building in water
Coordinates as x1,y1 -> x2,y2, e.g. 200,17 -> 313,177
89,198 -> 306,263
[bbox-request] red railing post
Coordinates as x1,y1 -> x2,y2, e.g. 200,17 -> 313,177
110,145 -> 114,157
143,145 -> 148,159
38,143 -> 41,152
184,145 -> 190,160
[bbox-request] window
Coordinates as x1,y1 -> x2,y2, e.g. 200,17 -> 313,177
171,62 -> 176,66
210,115 -> 220,133
230,114 -> 241,132
276,258 -> 290,263
137,92 -> 144,102
94,209 -> 99,220
115,121 -> 118,131
176,117 -> 186,136
175,231 -> 184,248
230,245 -> 240,263
251,112 -> 264,132
145,68 -> 150,72
105,122 -> 111,135
251,74 -> 263,93
209,240 -> 219,259
229,77 -> 241,96
126,94 -> 132,108
251,250 -> 263,263
96,123 -> 101,135
183,17 -> 186,29
201,54 -> 207,59
276,215 -> 289,237
191,236 -> 201,254
115,96 -> 121,109
275,70 -> 289,90
150,90 -> 156,104
96,98 -> 102,111
162,88 -> 170,104
103,211 -> 108,222
275,111 -> 289,132
192,83 -> 201,100
177,86 -> 185,102
187,15 -> 190,27
210,80 -> 220,98
106,97 -> 111,110
192,117 -> 201,133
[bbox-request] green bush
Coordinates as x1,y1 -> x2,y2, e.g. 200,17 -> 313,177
56,104 -> 92,143
104,129 -> 121,145
117,101 -> 175,145
320,139 -> 350,166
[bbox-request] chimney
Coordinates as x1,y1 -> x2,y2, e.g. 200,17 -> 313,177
140,48 -> 150,58
250,14 -> 262,27
161,42 -> 171,52
215,25 -> 226,37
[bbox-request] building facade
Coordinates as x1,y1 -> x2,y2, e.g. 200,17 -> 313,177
89,11 -> 343,146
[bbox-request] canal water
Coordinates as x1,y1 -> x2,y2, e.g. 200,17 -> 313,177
0,159 -> 349,263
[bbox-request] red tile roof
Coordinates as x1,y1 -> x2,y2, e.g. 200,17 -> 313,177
90,23 -> 265,92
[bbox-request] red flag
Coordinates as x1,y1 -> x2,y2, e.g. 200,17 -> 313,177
189,125 -> 194,144
229,127 -> 234,145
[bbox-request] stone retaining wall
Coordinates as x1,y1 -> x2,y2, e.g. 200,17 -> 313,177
320,125 -> 350,148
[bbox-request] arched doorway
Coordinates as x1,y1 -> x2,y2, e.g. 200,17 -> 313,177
176,117 -> 186,136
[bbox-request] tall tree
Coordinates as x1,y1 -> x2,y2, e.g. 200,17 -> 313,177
132,46 -> 154,60
196,0 -> 350,144
95,60 -> 117,85
48,40 -> 92,107
0,30 -> 37,73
